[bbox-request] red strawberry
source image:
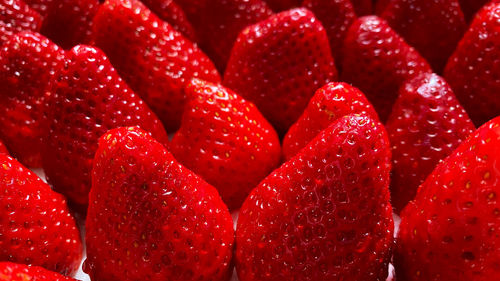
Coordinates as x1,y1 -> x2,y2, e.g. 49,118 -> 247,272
0,140 -> 7,155
0,0 -> 42,44
264,0 -> 300,11
459,0 -> 494,21
170,79 -> 281,210
236,114 -> 394,281
283,82 -> 378,161
224,8 -> 338,135
92,0 -> 220,131
386,73 -> 475,212
341,16 -> 432,122
395,116 -> 500,280
42,45 -> 168,206
85,126 -> 234,281
23,0 -> 54,17
380,0 -> 466,72
351,0 -> 373,15
0,262 -> 76,281
0,154 -> 82,275
444,2 -> 500,127
0,31 -> 65,167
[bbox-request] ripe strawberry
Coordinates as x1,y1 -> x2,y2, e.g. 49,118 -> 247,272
0,0 -> 42,44
395,116 -> 500,280
380,0 -> 466,72
42,45 -> 168,206
0,154 -> 82,275
351,0 -> 373,15
459,0 -> 493,21
386,73 -> 475,212
92,0 -> 220,131
236,114 -> 394,281
0,262 -> 75,281
375,0 -> 391,14
85,126 -> 234,281
444,2 -> 500,126
264,0 -> 300,11
283,82 -> 378,161
0,31 -> 65,167
341,16 -> 432,122
23,0 -> 54,17
170,79 -> 281,210
224,8 -> 338,135
0,140 -> 8,155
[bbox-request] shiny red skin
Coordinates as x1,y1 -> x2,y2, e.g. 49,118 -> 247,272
351,0 -> 373,15
92,0 -> 220,131
0,262 -> 76,281
381,0 -> 466,73
341,16 -> 432,122
236,114 -> 394,281
283,82 -> 378,161
444,2 -> 500,127
396,117 -> 500,280
0,32 -> 65,167
0,0 -> 42,44
264,0 -> 300,11
171,79 -> 281,210
386,73 -> 475,213
224,8 -> 338,135
302,0 -> 356,71
459,0 -> 494,21
0,155 -> 82,275
23,0 -> 54,17
42,45 -> 168,206
85,127 -> 234,281
0,140 -> 7,155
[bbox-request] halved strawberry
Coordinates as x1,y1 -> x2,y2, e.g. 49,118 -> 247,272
0,0 -> 42,44
0,262 -> 76,281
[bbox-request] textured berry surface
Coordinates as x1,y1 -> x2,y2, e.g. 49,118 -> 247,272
0,140 -> 7,155
92,0 -> 220,131
23,0 -> 54,17
283,82 -> 378,161
171,79 -> 281,210
386,73 -> 475,212
42,45 -> 168,206
237,114 -> 394,281
0,31 -> 65,167
224,8 -> 338,135
396,117 -> 500,280
0,154 -> 82,275
85,126 -> 234,281
0,0 -> 42,44
0,262 -> 75,281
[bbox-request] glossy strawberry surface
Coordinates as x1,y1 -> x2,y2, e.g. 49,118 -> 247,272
0,262 -> 76,281
0,140 -> 7,155
0,0 -> 42,44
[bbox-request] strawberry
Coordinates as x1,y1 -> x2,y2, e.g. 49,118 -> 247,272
395,116 -> 500,280
0,31 -> 65,167
380,0 -> 467,73
85,126 -> 234,281
0,139 -> 8,155
23,0 -> 54,17
341,16 -> 432,122
236,114 -> 394,281
351,0 -> 373,15
0,154 -> 82,275
264,0 -> 300,11
386,73 -> 475,212
283,82 -> 378,161
0,262 -> 75,281
0,0 -> 42,44
444,2 -> 500,127
170,79 -> 281,210
92,0 -> 220,131
459,0 -> 493,21
42,45 -> 168,207
224,8 -> 338,135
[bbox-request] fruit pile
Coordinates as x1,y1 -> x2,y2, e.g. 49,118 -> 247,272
0,0 -> 498,280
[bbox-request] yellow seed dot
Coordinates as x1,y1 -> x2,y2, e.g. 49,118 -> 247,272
465,181 -> 471,189
225,152 -> 230,158
227,116 -> 231,122
484,171 -> 491,180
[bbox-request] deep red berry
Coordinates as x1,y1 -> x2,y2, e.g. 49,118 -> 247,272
0,140 -> 7,155
459,0 -> 494,21
0,0 -> 42,44
351,0 -> 373,15
23,0 -> 54,17
0,262 -> 76,281
264,0 -> 300,11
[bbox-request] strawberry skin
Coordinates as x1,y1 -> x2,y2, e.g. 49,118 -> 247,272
386,73 -> 475,213
444,2 -> 500,127
0,262 -> 75,281
85,126 -> 234,281
283,82 -> 378,161
92,0 -> 220,131
264,0 -> 300,11
0,0 -> 42,44
42,45 -> 168,206
0,31 -> 65,167
224,8 -> 338,135
170,79 -> 281,210
23,0 -> 54,18
0,154 -> 82,275
0,140 -> 7,155
351,0 -> 373,15
236,114 -> 394,281
459,0 -> 493,21
395,116 -> 500,280
341,16 -> 432,122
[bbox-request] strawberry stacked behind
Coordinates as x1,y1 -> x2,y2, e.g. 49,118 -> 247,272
0,262 -> 76,281
0,0 -> 42,44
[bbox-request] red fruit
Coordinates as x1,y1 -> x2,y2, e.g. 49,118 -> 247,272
395,116 -> 500,280
23,0 -> 54,17
85,126 -> 234,281
283,82 -> 378,161
459,0 -> 494,21
386,73 -> 475,212
224,8 -> 338,135
0,0 -> 42,44
42,45 -> 168,206
0,140 -> 7,155
444,2 -> 500,126
92,0 -> 220,131
341,16 -> 432,122
264,0 -> 300,11
351,0 -> 373,15
0,262 -> 76,281
375,0 -> 391,14
0,31 -> 65,167
0,154 -> 82,275
170,79 -> 281,210
236,114 -> 394,281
